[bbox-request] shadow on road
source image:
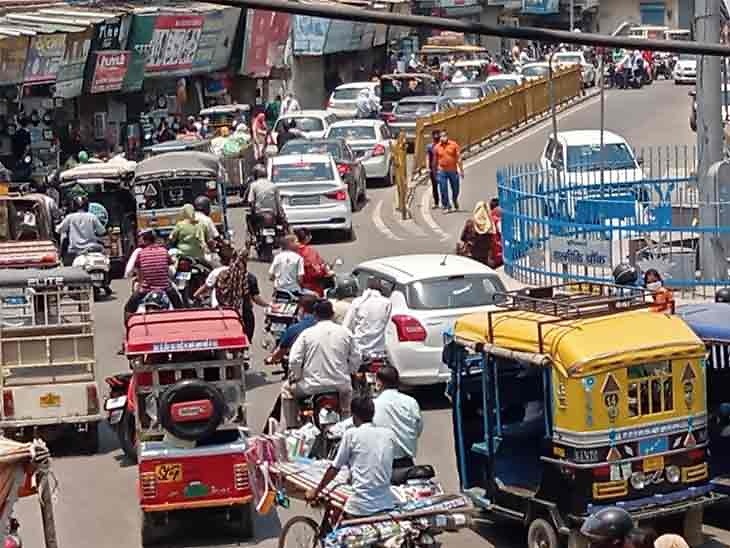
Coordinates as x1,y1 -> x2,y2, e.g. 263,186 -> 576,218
154,510 -> 282,547
408,384 -> 451,411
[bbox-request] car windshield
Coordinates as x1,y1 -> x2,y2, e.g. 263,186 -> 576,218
556,55 -> 582,64
678,53 -> 696,61
333,88 -> 365,101
280,141 -> 341,160
271,162 -> 333,182
381,78 -> 434,102
442,87 -> 482,99
406,274 -> 505,310
394,102 -> 438,115
276,117 -> 324,132
487,79 -> 518,91
328,126 -> 376,140
566,143 -> 637,171
523,65 -> 548,77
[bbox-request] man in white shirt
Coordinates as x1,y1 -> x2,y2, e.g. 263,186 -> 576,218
281,300 -> 361,428
373,366 -> 422,469
343,278 -> 391,357
306,395 -> 396,517
269,235 -> 304,293
281,92 -> 301,116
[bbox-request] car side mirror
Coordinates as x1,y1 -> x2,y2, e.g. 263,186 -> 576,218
689,90 -> 697,98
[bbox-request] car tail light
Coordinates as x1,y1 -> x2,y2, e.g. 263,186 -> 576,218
326,189 -> 348,201
177,258 -> 192,272
369,359 -> 385,374
87,384 -> 100,415
337,163 -> 352,176
382,112 -> 396,123
170,399 -> 213,423
140,472 -> 157,499
592,465 -> 610,479
391,315 -> 427,342
234,463 -> 249,490
2,390 -> 14,418
372,143 -> 386,156
136,372 -> 153,387
688,448 -> 705,462
318,395 -> 339,410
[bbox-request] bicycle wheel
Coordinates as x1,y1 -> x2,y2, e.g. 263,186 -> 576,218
279,516 -> 321,548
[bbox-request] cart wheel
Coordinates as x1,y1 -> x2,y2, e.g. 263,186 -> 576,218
230,503 -> 254,540
279,516 -> 320,548
80,422 -> 99,455
527,518 -> 560,548
140,511 -> 161,546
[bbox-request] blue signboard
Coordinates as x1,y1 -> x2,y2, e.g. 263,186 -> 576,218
522,0 -> 560,14
292,15 -> 329,55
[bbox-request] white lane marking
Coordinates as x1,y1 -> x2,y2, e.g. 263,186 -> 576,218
399,218 -> 428,237
420,189 -> 451,241
463,94 -> 605,169
372,199 -> 404,241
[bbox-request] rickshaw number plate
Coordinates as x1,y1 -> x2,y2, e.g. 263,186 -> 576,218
176,272 -> 191,281
39,393 -> 61,407
155,463 -> 183,483
2,295 -> 26,305
262,228 -> 276,236
643,456 -> 664,472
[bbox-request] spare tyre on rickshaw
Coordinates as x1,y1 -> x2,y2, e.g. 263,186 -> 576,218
121,308 -> 252,546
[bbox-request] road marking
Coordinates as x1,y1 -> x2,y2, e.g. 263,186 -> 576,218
420,190 -> 451,241
372,200 -> 404,241
399,218 -> 428,237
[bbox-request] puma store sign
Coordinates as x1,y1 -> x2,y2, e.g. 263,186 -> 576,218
90,50 -> 130,94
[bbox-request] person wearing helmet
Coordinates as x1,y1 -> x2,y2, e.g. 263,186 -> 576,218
580,506 -> 634,548
193,194 -> 221,245
246,163 -> 287,235
716,287 -> 730,303
55,194 -> 105,265
329,274 -> 359,324
644,269 -> 674,313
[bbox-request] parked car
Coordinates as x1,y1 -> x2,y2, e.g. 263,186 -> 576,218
520,62 -> 551,81
386,96 -> 456,145
674,53 -> 697,84
272,110 -> 338,142
485,73 -> 524,92
278,138 -> 367,210
348,254 -> 506,385
325,119 -> 395,185
440,81 -> 495,106
552,51 -> 596,87
380,73 -> 440,114
268,153 -> 353,239
326,81 -> 380,119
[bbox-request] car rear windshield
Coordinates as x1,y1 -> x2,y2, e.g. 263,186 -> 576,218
394,102 -> 437,115
522,66 -> 548,78
566,143 -> 637,171
280,141 -> 342,160
381,78 -> 435,102
333,88 -> 364,100
328,126 -> 376,140
271,162 -> 333,182
406,274 -> 505,310
442,87 -> 482,99
276,117 -> 324,132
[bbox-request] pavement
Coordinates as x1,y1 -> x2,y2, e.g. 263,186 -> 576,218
16,80 -> 730,548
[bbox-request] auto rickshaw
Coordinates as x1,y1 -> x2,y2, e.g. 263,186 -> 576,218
199,103 -> 251,135
132,151 -> 229,238
142,137 -> 213,159
0,185 -> 59,268
58,158 -> 138,271
123,308 -> 252,546
446,283 -> 721,548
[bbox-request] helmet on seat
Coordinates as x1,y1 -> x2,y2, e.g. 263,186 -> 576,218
142,291 -> 170,311
716,287 -> 730,303
612,263 -> 638,286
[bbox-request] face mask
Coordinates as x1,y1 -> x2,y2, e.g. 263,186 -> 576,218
646,281 -> 662,291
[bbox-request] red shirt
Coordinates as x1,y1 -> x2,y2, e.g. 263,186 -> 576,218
135,244 -> 170,292
298,244 -> 327,296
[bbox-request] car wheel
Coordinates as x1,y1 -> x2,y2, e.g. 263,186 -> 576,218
342,226 -> 355,241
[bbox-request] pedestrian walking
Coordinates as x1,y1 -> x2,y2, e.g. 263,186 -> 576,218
433,130 -> 463,212
426,130 -> 440,208
456,201 -> 493,266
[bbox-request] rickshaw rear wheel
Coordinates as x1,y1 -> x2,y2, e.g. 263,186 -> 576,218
527,518 -> 560,548
230,503 -> 254,540
140,510 -> 162,546
279,515 -> 321,548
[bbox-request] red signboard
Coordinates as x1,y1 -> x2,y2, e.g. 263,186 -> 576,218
90,50 -> 130,94
241,9 -> 290,77
146,14 -> 204,72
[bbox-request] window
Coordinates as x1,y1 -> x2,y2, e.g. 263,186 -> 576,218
406,274 -> 506,310
271,162 -> 333,182
552,144 -> 564,167
544,139 -> 555,163
352,270 -> 394,297
380,125 -> 392,140
275,117 -> 324,133
333,88 -> 362,100
487,78 -> 519,91
279,140 -> 342,160
328,126 -> 376,140
627,362 -> 674,417
566,143 -> 637,172
442,87 -> 482,100
394,102 -> 437,115
523,65 -> 549,78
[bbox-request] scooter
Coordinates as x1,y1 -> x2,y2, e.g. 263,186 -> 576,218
262,289 -> 300,350
103,373 -> 137,463
72,243 -> 111,300
169,250 -> 211,307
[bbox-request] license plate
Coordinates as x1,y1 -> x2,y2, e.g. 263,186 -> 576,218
290,196 -> 319,206
108,409 -> 123,425
91,272 -> 105,281
104,396 -> 127,411
39,393 -> 61,408
262,228 -> 276,236
155,463 -> 183,483
365,372 -> 376,384
643,455 -> 665,472
2,295 -> 26,306
176,272 -> 191,281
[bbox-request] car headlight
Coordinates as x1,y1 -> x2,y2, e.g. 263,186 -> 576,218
666,465 -> 680,483
630,471 -> 646,490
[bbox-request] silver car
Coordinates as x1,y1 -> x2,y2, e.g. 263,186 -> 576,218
440,82 -> 495,106
387,96 -> 456,145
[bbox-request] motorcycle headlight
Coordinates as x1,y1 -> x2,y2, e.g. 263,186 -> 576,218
630,471 -> 646,490
666,465 -> 681,483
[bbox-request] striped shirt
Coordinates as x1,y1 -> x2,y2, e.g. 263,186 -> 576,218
135,245 -> 170,292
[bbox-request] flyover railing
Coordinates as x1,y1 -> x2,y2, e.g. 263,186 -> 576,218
497,145 -> 730,296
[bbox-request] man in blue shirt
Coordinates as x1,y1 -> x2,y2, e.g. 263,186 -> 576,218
266,294 -> 318,365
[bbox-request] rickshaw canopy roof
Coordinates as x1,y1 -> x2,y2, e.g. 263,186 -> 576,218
134,151 -> 220,180
677,303 -> 730,341
125,309 -> 248,355
0,266 -> 91,288
59,158 -> 137,183
200,104 -> 251,115
453,308 -> 705,377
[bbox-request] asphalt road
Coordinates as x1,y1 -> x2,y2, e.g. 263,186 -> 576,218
17,80 -> 729,548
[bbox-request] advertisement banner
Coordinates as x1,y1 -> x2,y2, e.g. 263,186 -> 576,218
146,15 -> 204,72
522,0 -> 560,14
123,14 -> 155,91
24,34 -> 66,84
90,50 -> 130,94
211,7 -> 241,69
55,28 -> 93,98
292,15 -> 330,55
92,16 -> 131,51
193,8 -> 239,72
241,9 -> 291,76
0,36 -> 29,85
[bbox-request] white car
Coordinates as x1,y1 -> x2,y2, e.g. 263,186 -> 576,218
552,51 -> 596,87
272,110 -> 338,141
268,153 -> 353,239
325,119 -> 395,184
326,82 -> 380,119
485,73 -> 524,92
520,62 -> 550,82
350,254 -> 506,386
674,53 -> 697,84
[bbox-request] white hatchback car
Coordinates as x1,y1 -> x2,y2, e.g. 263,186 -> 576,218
326,82 -> 380,119
326,119 -> 395,184
674,53 -> 697,84
350,254 -> 506,386
268,153 -> 353,239
552,51 -> 596,87
485,73 -> 524,92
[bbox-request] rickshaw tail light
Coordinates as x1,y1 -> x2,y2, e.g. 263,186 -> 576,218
2,390 -> 14,418
86,385 -> 100,415
140,472 -> 156,499
392,315 -> 427,342
688,448 -> 705,462
592,465 -> 610,479
234,463 -> 249,491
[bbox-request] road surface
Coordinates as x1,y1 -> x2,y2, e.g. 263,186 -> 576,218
18,80 -> 729,548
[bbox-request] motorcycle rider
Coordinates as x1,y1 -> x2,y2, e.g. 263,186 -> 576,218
269,234 -> 305,294
55,195 -> 106,266
343,277 -> 392,358
246,164 -> 287,235
329,274 -> 359,324
193,195 -> 221,244
294,227 -> 332,297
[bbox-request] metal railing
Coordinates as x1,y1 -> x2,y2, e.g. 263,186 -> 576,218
412,66 -> 583,175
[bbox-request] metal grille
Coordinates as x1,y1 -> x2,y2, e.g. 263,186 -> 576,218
708,343 -> 730,370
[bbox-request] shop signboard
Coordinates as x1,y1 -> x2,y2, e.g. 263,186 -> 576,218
24,34 -> 67,84
522,0 -> 560,14
92,16 -> 131,52
55,28 -> 93,98
550,237 -> 611,268
292,15 -> 329,55
211,7 -> 241,69
240,9 -> 291,76
90,50 -> 130,94
193,8 -> 240,72
0,36 -> 29,85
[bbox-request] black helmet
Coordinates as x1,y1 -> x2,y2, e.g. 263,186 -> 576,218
580,507 -> 633,545
73,194 -> 89,212
142,291 -> 170,311
253,164 -> 267,180
716,288 -> 730,303
612,263 -> 638,286
332,274 -> 359,300
193,195 -> 211,215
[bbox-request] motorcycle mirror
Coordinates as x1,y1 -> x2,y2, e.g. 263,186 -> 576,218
334,257 -> 344,267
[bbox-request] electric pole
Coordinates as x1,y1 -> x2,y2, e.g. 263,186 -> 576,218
696,0 -> 726,281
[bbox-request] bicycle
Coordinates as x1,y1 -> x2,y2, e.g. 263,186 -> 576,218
278,496 -> 341,548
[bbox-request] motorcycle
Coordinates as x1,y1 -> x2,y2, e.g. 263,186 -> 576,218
103,373 -> 137,463
72,243 -> 111,300
617,65 -> 643,89
170,250 -> 211,307
353,352 -> 390,397
654,54 -> 673,79
262,289 -> 300,350
247,210 -> 284,263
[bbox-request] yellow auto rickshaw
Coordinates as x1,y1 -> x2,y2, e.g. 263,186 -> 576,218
446,283 -> 722,548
